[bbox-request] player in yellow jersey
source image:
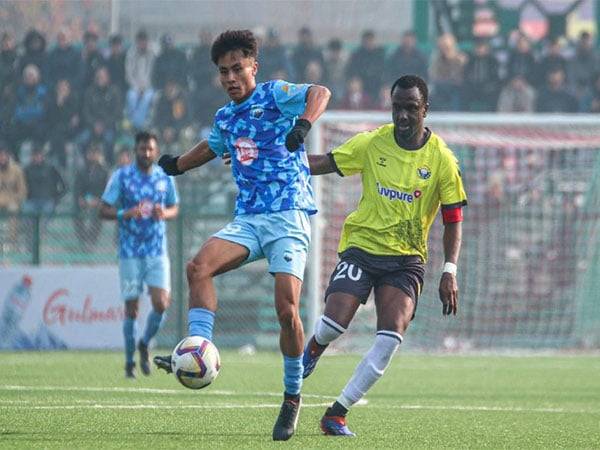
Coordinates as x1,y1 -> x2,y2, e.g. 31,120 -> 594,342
304,75 -> 467,436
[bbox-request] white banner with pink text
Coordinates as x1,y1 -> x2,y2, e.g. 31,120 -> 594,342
0,266 -> 148,350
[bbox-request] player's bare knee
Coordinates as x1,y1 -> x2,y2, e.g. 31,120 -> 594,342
154,297 -> 170,314
125,300 -> 138,319
187,258 -> 213,285
276,304 -> 299,329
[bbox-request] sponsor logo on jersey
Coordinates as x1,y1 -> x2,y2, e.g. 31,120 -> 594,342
250,106 -> 264,119
234,137 -> 258,166
376,182 -> 421,203
417,166 -> 431,179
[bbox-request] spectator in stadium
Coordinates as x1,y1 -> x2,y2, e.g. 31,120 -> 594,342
536,68 -> 578,113
47,28 -> 81,89
346,30 -> 385,100
115,146 -> 132,168
463,38 -> 500,112
304,60 -> 325,85
106,34 -> 128,96
124,84 -> 156,133
339,76 -> 373,110
258,29 -> 292,81
152,33 -> 188,91
126,29 -> 155,92
0,32 -> 18,98
323,38 -> 348,107
153,79 -> 190,150
0,142 -> 27,244
47,78 -> 80,167
190,72 -> 228,133
505,33 -> 536,85
291,26 -> 324,82
0,141 -> 26,210
535,37 -> 568,89
302,74 -> 466,436
22,147 -> 66,218
581,72 -> 600,113
80,30 -> 105,90
429,33 -> 466,111
100,131 -> 179,379
74,142 -> 108,249
384,30 -> 428,85
18,29 -> 47,83
189,30 -> 213,91
8,64 -> 49,159
569,31 -> 599,101
80,65 -> 122,165
497,74 -> 536,113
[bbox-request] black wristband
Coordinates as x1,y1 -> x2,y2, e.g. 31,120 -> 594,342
158,154 -> 183,176
294,118 -> 312,133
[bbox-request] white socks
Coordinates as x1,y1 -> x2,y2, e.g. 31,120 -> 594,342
314,315 -> 346,346
337,331 -> 402,409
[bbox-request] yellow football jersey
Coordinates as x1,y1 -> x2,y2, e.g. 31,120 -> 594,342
331,124 -> 467,261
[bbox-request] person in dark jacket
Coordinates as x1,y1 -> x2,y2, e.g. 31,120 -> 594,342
47,79 -> 80,167
536,68 -> 578,112
0,32 -> 18,97
463,39 -> 500,111
152,34 -> 188,91
47,28 -> 81,88
346,30 -> 386,100
18,29 -> 48,83
505,33 -> 536,85
290,26 -> 324,82
23,146 -> 66,217
81,30 -> 106,90
384,30 -> 428,85
74,142 -> 108,248
106,34 -> 128,96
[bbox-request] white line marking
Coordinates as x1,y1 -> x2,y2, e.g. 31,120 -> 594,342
0,402 -> 332,410
363,404 -> 599,414
0,385 -> 336,400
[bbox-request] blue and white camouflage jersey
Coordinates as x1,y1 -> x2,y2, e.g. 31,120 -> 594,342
207,80 -> 317,216
102,163 -> 179,258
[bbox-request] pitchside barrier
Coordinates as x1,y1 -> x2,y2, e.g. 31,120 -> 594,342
2,113 -> 600,351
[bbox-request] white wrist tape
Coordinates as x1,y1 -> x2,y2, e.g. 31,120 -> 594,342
443,262 -> 457,275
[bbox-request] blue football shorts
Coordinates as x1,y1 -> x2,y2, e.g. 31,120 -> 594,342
119,255 -> 171,301
213,209 -> 311,281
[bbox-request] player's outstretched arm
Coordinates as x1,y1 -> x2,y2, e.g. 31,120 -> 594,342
285,85 -> 331,152
159,140 -> 217,176
307,154 -> 337,175
439,221 -> 462,316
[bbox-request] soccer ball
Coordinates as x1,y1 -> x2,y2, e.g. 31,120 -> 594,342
171,336 -> 221,389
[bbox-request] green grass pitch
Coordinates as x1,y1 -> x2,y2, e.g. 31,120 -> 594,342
1,351 -> 599,449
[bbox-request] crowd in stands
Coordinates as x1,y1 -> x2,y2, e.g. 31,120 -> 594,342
0,25 -> 599,248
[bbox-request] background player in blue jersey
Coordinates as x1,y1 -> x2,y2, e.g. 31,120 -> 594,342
155,30 -> 331,441
100,131 -> 179,379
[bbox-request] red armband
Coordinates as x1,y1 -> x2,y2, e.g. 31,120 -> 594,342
442,206 -> 463,224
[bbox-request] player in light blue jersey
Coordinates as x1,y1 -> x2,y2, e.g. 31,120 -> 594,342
154,30 -> 331,441
100,131 -> 179,379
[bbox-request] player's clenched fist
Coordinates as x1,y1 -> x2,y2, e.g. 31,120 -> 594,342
285,119 -> 312,152
158,154 -> 183,176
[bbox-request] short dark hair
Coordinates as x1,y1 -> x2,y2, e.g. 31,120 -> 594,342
390,75 -> 429,103
109,34 -> 122,45
136,29 -> 148,41
211,29 -> 258,65
135,131 -> 158,146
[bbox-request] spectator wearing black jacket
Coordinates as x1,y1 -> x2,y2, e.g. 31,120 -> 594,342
74,142 -> 108,248
47,28 -> 81,88
106,34 -> 128,96
290,27 -> 324,82
384,30 -> 428,85
152,34 -> 188,91
18,29 -> 48,83
189,30 -> 213,90
154,80 -> 190,149
47,79 -> 80,166
80,30 -> 105,90
463,39 -> 500,111
0,32 -> 18,97
506,33 -> 536,85
346,30 -> 386,99
259,29 -> 293,81
23,146 -> 66,217
80,66 -> 122,165
535,37 -> 568,89
536,68 -> 578,112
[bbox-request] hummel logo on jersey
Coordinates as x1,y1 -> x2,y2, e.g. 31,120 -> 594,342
376,182 -> 419,203
377,157 -> 387,167
283,251 -> 293,262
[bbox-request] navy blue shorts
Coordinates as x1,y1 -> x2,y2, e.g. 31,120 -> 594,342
324,247 -> 425,307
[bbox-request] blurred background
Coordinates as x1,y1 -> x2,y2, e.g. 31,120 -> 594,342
1,0 -> 600,353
